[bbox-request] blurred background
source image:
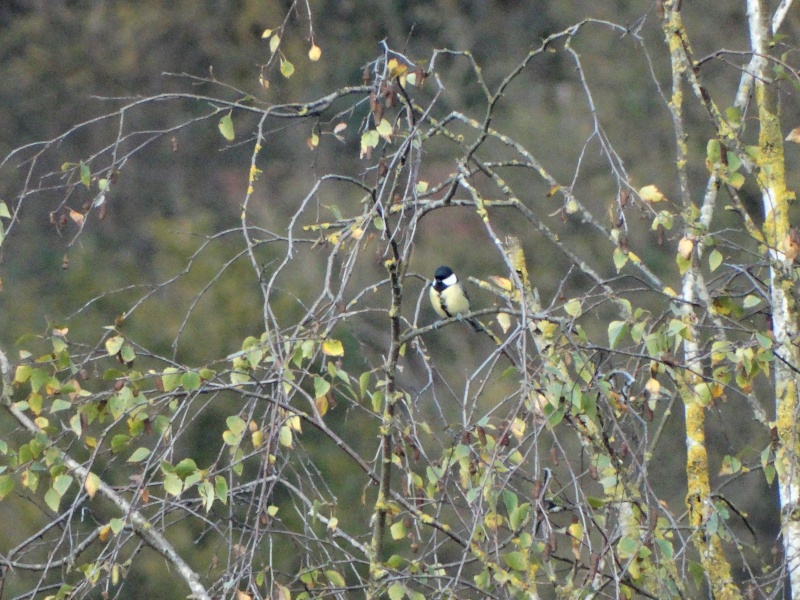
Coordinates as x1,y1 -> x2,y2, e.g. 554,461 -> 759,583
2,0 -> 800,596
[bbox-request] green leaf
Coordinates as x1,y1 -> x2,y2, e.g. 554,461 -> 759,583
706,138 -> 721,169
708,249 -> 723,272
719,454 -> 742,475
612,247 -> 628,272
44,487 -> 62,512
360,130 -> 379,152
725,106 -> 742,128
110,434 -> 130,453
387,583 -> 406,600
390,520 -> 406,540
693,382 -> 712,406
269,33 -> 280,53
120,344 -> 136,364
14,364 -> 32,383
743,294 -> 761,308
161,367 -> 183,392
49,398 -> 71,414
109,517 -> 125,534
280,59 -> 295,78
688,561 -> 706,589
586,496 -> 606,509
0,201 -> 10,219
0,474 -> 14,499
376,118 -> 393,141
222,419 -> 244,442
502,490 -> 518,515
215,475 -> 229,504
230,370 -> 249,385
563,298 -> 582,317
181,371 -> 201,391
509,503 -> 530,530
618,537 -> 639,558
385,555 -> 405,569
127,447 -> 151,463
53,474 -> 73,496
755,332 -> 773,349
314,376 -> 331,400
727,171 -> 745,189
607,320 -> 628,349
80,162 -> 91,188
105,336 -> 124,356
764,463 -> 776,484
326,570 -> 345,588
218,113 -> 235,141
199,479 -> 214,512
503,551 -> 528,571
29,368 -> 50,393
371,390 -> 383,413
163,472 -> 183,496
655,537 -> 674,560
175,458 -> 198,479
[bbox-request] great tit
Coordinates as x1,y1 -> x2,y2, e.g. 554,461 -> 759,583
430,266 -> 481,331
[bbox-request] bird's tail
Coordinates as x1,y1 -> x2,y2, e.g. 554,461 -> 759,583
466,317 -> 484,333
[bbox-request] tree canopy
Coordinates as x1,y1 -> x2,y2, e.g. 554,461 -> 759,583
2,1 -> 800,599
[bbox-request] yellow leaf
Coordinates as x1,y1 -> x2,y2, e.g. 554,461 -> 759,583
261,28 -> 272,39
68,209 -> 84,226
308,44 -> 322,61
510,417 -> 526,441
84,472 -> 100,499
269,34 -> 280,54
489,276 -> 513,291
376,118 -> 393,142
568,521 -> 583,540
677,237 -> 694,260
387,58 -> 408,79
322,338 -> 344,356
497,312 -> 511,333
639,184 -> 666,203
279,425 -> 292,448
251,430 -> 263,448
99,524 -> 111,542
316,394 -> 329,416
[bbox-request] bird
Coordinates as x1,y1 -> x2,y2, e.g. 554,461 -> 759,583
429,266 -> 481,331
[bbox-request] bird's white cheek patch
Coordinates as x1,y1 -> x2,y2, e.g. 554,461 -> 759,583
442,273 -> 458,287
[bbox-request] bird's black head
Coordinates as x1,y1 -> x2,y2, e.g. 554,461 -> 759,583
434,265 -> 454,281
